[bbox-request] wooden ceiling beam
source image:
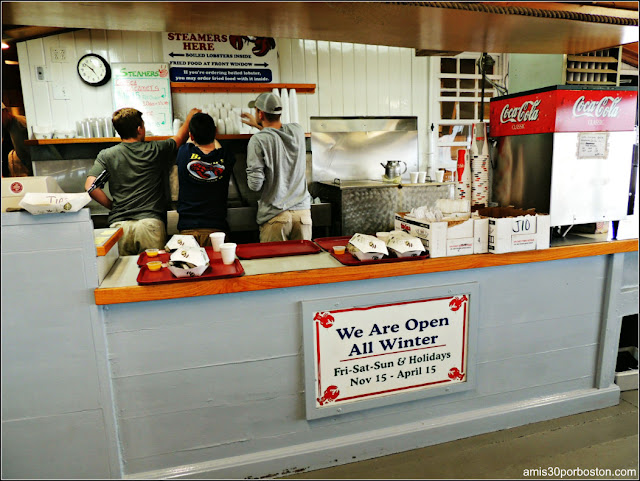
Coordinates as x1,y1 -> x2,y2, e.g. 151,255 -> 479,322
2,2 -> 638,54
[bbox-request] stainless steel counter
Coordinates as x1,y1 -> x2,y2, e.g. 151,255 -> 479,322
312,180 -> 456,235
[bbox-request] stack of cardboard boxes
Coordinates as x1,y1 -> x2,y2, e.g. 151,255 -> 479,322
394,206 -> 550,258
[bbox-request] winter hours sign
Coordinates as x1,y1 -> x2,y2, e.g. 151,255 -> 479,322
311,295 -> 469,410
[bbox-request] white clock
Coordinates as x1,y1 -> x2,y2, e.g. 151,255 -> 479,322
77,53 -> 111,87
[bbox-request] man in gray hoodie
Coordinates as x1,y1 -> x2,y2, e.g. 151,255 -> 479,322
241,92 -> 312,242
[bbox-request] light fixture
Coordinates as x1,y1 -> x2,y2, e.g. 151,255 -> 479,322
5,60 -> 18,65
1,42 -> 10,50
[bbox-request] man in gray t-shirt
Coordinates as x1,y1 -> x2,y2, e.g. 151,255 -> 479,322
241,92 -> 312,242
86,107 -> 199,255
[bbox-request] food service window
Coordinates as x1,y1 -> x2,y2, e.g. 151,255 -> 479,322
430,52 -> 508,173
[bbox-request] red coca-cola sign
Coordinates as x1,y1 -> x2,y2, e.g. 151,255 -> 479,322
490,87 -> 637,137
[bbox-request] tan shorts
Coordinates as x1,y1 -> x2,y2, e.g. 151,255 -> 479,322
179,228 -> 225,247
259,209 -> 312,243
111,218 -> 167,256
8,151 -> 29,177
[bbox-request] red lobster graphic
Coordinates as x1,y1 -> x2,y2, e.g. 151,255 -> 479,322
317,385 -> 340,406
314,311 -> 335,328
448,367 -> 464,380
449,295 -> 468,311
189,162 -> 225,180
228,35 -> 277,57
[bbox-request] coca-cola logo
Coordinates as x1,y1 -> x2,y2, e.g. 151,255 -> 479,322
500,100 -> 541,124
10,182 -> 23,194
572,96 -> 621,118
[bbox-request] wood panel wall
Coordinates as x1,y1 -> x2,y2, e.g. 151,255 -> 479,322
17,30 -> 433,169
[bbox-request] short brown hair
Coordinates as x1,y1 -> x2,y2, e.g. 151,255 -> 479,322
262,111 -> 281,122
112,108 -> 143,139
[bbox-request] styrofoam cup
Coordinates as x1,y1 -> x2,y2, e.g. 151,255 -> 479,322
210,232 -> 226,252
435,170 -> 445,182
409,172 -> 419,183
418,171 -> 427,183
220,242 -> 237,265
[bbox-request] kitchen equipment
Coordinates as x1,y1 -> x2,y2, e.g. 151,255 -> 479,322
489,85 -> 637,227
311,117 -> 419,182
381,160 -> 407,180
312,180 -> 454,235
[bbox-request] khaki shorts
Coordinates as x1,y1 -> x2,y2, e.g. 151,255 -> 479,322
111,218 -> 167,256
259,209 -> 312,243
179,228 -> 225,247
8,150 -> 29,177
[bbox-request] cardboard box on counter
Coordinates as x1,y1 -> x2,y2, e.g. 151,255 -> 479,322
394,212 -> 488,258
474,206 -> 550,254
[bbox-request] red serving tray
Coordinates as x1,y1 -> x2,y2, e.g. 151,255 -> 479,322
136,246 -> 244,285
236,240 -> 321,259
313,236 -> 429,266
137,250 -> 170,266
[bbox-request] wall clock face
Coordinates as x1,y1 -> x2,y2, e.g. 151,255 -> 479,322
77,53 -> 111,87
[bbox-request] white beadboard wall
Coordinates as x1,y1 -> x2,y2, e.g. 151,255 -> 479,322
17,30 -> 433,170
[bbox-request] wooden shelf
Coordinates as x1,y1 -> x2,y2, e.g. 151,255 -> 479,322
25,133 -> 311,146
567,55 -> 619,63
170,82 -> 316,94
567,68 -> 617,74
566,80 -> 617,85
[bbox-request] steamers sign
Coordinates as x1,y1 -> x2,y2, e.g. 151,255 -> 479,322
162,32 -> 280,83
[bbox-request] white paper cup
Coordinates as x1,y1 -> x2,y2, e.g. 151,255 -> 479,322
220,242 -> 237,265
210,232 -> 226,252
435,170 -> 445,182
418,171 -> 427,183
409,172 -> 419,183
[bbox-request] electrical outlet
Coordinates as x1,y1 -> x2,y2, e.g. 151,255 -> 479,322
52,82 -> 70,100
50,47 -> 67,62
35,65 -> 47,81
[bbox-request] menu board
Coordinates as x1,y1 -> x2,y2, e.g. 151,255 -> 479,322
162,32 -> 279,83
111,63 -> 173,136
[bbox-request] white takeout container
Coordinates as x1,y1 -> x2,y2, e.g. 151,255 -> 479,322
18,192 -> 91,215
386,231 -> 425,257
347,233 -> 389,261
164,234 -> 200,252
168,247 -> 210,278
53,129 -> 76,139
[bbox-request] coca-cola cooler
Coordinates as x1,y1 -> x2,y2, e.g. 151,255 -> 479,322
489,85 -> 637,228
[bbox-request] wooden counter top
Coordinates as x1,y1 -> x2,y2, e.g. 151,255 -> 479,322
93,238 -> 638,306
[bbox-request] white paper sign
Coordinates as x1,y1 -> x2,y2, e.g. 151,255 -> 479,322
312,295 -> 469,408
577,132 -> 609,159
162,32 -> 279,83
112,63 -> 173,135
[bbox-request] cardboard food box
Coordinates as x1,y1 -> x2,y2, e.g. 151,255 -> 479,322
394,212 -> 488,258
386,231 -> 425,257
474,206 -> 550,254
168,247 -> 210,278
347,233 -> 389,261
165,234 -> 200,252
18,192 -> 91,215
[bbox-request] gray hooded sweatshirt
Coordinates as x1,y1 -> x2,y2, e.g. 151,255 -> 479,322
246,122 -> 311,225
